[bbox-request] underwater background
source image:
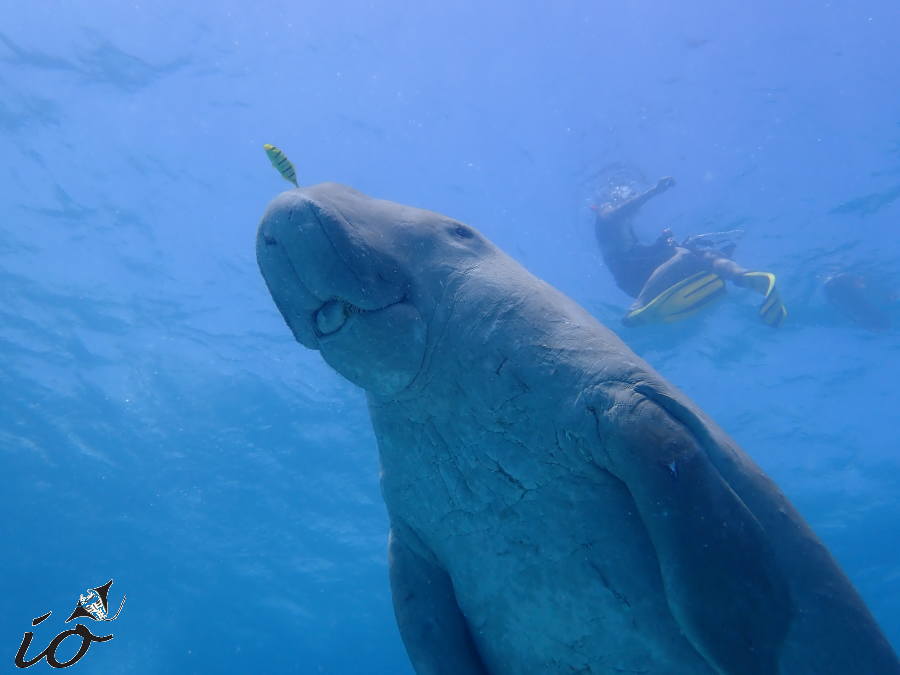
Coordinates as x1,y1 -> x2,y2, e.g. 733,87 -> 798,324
2,1 -> 898,672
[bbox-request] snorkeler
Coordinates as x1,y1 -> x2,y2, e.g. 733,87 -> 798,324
593,177 -> 787,327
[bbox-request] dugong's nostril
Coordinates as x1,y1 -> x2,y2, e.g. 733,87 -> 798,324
315,300 -> 348,336
263,234 -> 278,246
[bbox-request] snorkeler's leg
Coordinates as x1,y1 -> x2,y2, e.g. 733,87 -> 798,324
696,251 -> 788,327
707,255 -> 748,280
623,248 -> 726,325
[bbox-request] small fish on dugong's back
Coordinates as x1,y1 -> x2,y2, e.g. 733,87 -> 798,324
255,182 -> 900,675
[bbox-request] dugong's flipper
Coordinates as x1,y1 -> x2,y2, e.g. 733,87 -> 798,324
389,528 -> 489,674
590,381 -> 791,674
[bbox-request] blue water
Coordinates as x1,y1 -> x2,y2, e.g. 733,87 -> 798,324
2,1 -> 898,672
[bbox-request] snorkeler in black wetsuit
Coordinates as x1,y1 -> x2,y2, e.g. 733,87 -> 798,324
594,177 -> 787,327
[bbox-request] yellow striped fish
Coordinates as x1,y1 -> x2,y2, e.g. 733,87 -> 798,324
263,143 -> 298,187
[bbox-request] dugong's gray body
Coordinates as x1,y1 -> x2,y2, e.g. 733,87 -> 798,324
256,183 -> 899,674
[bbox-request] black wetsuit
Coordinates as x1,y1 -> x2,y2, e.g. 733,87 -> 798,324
595,202 -> 746,304
595,218 -> 677,298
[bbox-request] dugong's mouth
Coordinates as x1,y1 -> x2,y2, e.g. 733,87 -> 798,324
313,298 -> 350,336
256,184 -> 428,397
312,296 -> 408,338
259,232 -> 409,350
257,190 -> 407,350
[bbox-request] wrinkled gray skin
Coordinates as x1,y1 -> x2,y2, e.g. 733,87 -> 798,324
256,183 -> 899,675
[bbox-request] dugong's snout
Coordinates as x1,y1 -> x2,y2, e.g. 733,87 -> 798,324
256,184 -> 428,397
256,196 -> 322,350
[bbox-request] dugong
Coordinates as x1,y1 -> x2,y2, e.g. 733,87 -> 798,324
256,183 -> 899,674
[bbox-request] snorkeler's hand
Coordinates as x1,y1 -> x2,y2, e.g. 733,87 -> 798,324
655,228 -> 675,246
656,176 -> 676,192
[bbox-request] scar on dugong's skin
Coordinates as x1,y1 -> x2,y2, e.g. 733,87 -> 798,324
256,183 -> 899,674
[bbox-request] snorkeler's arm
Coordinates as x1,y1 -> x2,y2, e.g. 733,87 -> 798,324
389,528 -> 489,675
596,176 -> 676,222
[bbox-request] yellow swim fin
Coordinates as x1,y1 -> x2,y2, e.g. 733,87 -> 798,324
739,271 -> 787,328
263,143 -> 299,187
624,271 -> 726,326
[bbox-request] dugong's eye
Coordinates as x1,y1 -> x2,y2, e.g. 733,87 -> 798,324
452,225 -> 473,239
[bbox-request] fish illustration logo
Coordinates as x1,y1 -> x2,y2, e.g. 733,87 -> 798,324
14,580 -> 126,669
65,580 -> 126,623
